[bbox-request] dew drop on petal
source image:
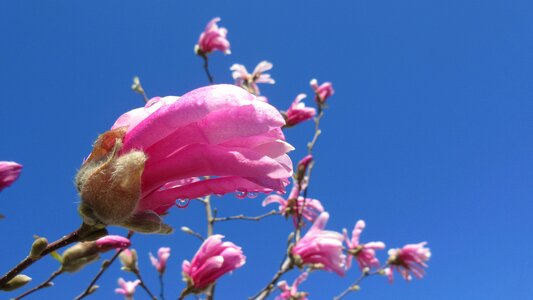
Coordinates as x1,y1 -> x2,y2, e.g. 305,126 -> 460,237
247,191 -> 259,199
176,198 -> 190,208
235,188 -> 248,199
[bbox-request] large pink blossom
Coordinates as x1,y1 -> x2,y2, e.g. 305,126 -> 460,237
310,79 -> 334,105
115,278 -> 140,300
230,61 -> 275,95
386,242 -> 431,282
195,17 -> 230,55
149,247 -> 170,274
276,272 -> 309,300
283,94 -> 316,127
182,234 -> 245,291
291,212 -> 346,276
77,84 -> 293,233
343,220 -> 385,270
263,185 -> 324,227
0,161 -> 22,192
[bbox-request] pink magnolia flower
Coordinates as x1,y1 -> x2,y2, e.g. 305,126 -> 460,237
115,278 -> 141,300
195,17 -> 230,55
291,212 -> 346,276
283,94 -> 316,127
230,61 -> 275,95
343,220 -> 385,270
77,84 -> 293,233
182,234 -> 246,292
0,161 -> 22,192
310,79 -> 334,105
263,185 -> 324,226
150,247 -> 170,274
276,272 -> 309,300
386,242 -> 431,282
95,235 -> 131,252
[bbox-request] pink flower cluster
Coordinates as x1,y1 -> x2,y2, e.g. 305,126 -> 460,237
276,272 -> 309,300
195,17 -> 230,55
150,247 -> 171,274
0,161 -> 22,192
310,79 -> 334,105
386,242 -> 431,282
291,212 -> 346,275
343,220 -> 385,270
263,185 -> 324,226
115,278 -> 140,300
182,234 -> 246,292
283,94 -> 316,127
230,61 -> 275,95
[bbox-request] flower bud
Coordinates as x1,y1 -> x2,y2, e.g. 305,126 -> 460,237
76,128 -> 147,227
29,237 -> 48,259
60,242 -> 100,273
119,249 -> 138,272
0,274 -> 32,291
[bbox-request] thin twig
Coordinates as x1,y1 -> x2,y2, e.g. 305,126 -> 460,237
213,210 -> 280,222
249,257 -> 293,300
333,266 -> 388,300
201,55 -> 214,84
0,223 -> 95,288
202,194 -> 215,300
133,269 -> 157,300
75,231 -> 134,300
13,269 -> 62,300
158,273 -> 165,300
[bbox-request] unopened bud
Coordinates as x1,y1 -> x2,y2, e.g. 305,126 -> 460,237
60,242 -> 100,273
180,226 -> 193,234
131,76 -> 145,94
349,285 -> 360,291
87,285 -> 99,295
76,128 -> 147,227
119,249 -> 138,272
29,237 -> 48,259
1,274 -> 32,291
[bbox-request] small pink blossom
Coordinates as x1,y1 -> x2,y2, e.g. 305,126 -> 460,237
195,17 -> 230,55
295,155 -> 313,187
276,272 -> 309,300
149,247 -> 171,274
263,185 -> 324,226
291,212 -> 346,276
77,85 -> 293,233
115,278 -> 140,299
95,235 -> 131,252
284,94 -> 316,127
343,220 -> 385,270
386,242 -> 431,282
310,79 -> 334,104
230,61 -> 275,95
182,234 -> 245,291
0,161 -> 22,192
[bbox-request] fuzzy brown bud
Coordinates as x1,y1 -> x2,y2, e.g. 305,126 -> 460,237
76,128 -> 147,227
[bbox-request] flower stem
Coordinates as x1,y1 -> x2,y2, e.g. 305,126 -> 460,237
13,269 -> 62,300
0,223 -> 95,288
201,55 -> 214,84
250,257 -> 293,300
213,210 -> 280,222
158,273 -> 165,300
203,194 -> 216,300
333,266 -> 388,300
133,269 -> 157,300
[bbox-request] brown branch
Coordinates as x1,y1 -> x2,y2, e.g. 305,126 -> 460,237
213,210 -> 280,223
13,269 -> 62,300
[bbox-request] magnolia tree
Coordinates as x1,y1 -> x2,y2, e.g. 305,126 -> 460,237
0,18 -> 430,300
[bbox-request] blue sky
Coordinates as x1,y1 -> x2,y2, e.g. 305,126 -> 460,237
1,0 -> 532,299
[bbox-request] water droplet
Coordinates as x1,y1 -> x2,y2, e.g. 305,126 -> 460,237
214,193 -> 224,197
234,188 -> 248,199
176,198 -> 190,208
247,191 -> 259,199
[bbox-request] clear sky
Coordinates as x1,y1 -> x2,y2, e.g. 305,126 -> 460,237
1,1 -> 532,299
